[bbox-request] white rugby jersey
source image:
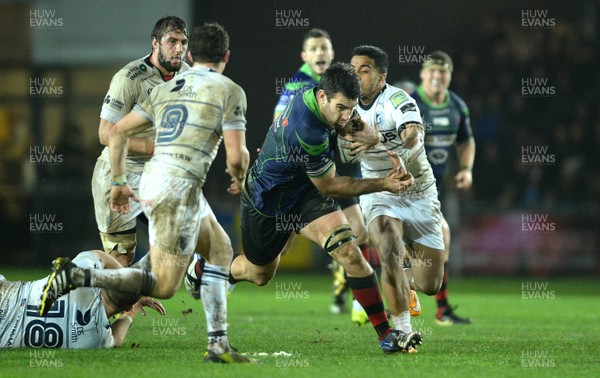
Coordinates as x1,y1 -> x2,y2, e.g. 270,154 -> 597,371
134,65 -> 247,183
0,252 -> 113,349
357,84 -> 436,196
99,56 -> 190,174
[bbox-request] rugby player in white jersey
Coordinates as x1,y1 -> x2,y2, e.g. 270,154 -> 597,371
0,250 -> 164,349
349,45 -> 445,335
92,16 -> 190,267
41,22 -> 252,363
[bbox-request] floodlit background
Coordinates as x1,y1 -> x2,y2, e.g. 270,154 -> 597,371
0,0 -> 598,276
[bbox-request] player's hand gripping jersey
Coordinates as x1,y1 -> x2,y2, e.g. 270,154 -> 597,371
358,84 -> 437,197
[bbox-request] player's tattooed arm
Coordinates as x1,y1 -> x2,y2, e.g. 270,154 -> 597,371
399,122 -> 424,162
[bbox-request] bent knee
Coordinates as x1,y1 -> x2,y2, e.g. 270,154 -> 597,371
421,279 -> 443,296
253,274 -> 274,287
152,282 -> 180,299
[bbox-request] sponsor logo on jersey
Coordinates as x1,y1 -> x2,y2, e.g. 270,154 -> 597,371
76,309 -> 91,326
433,117 -> 450,127
234,105 -> 244,117
390,91 -> 409,108
400,103 -> 416,113
427,148 -> 449,165
107,97 -> 124,111
177,85 -> 197,98
126,66 -> 145,81
375,112 -> 383,126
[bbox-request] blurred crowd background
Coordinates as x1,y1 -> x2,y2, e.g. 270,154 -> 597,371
0,0 -> 597,275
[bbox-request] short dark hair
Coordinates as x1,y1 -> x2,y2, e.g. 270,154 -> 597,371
318,62 -> 360,100
189,22 -> 230,63
151,16 -> 188,42
303,28 -> 331,49
350,45 -> 389,74
423,50 -> 453,72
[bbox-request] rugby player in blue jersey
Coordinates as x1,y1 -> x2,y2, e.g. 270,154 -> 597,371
231,62 -> 422,353
270,28 -> 369,317
412,51 -> 475,325
273,28 -> 334,121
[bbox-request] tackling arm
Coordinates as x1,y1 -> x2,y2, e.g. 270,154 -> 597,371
310,152 -> 413,197
99,118 -> 154,155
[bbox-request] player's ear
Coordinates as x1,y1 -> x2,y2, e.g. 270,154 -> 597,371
379,72 -> 387,85
301,50 -> 307,63
187,51 -> 194,63
151,37 -> 159,52
316,89 -> 327,104
223,50 -> 231,64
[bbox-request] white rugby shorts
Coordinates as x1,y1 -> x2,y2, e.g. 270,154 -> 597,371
139,172 -> 211,256
360,190 -> 444,250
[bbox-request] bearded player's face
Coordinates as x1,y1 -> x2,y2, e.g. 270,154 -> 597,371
154,30 -> 188,72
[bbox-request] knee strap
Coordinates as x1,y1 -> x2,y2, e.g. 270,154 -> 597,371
323,224 -> 357,256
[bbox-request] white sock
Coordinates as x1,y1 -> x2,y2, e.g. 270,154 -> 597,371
201,263 -> 229,353
390,310 -> 412,333
352,299 -> 364,311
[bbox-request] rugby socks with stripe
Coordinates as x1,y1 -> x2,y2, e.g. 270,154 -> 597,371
201,263 -> 230,352
435,262 -> 449,317
347,272 -> 391,340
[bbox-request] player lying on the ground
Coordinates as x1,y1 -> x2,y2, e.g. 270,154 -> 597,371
0,250 -> 164,348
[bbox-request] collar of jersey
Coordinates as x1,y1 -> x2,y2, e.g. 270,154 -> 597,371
416,85 -> 450,109
191,65 -> 216,73
302,88 -> 327,125
300,63 -> 321,82
359,84 -> 386,111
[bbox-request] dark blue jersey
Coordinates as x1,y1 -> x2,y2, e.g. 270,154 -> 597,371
412,85 -> 472,185
246,88 -> 335,216
274,63 -> 320,118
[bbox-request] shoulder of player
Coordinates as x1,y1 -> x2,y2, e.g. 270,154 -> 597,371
284,70 -> 315,89
194,71 -> 246,95
384,85 -> 418,110
447,90 -> 469,111
111,57 -> 155,82
178,61 -> 191,72
289,113 -> 330,149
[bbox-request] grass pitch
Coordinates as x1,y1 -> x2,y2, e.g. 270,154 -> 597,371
2,268 -> 599,377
